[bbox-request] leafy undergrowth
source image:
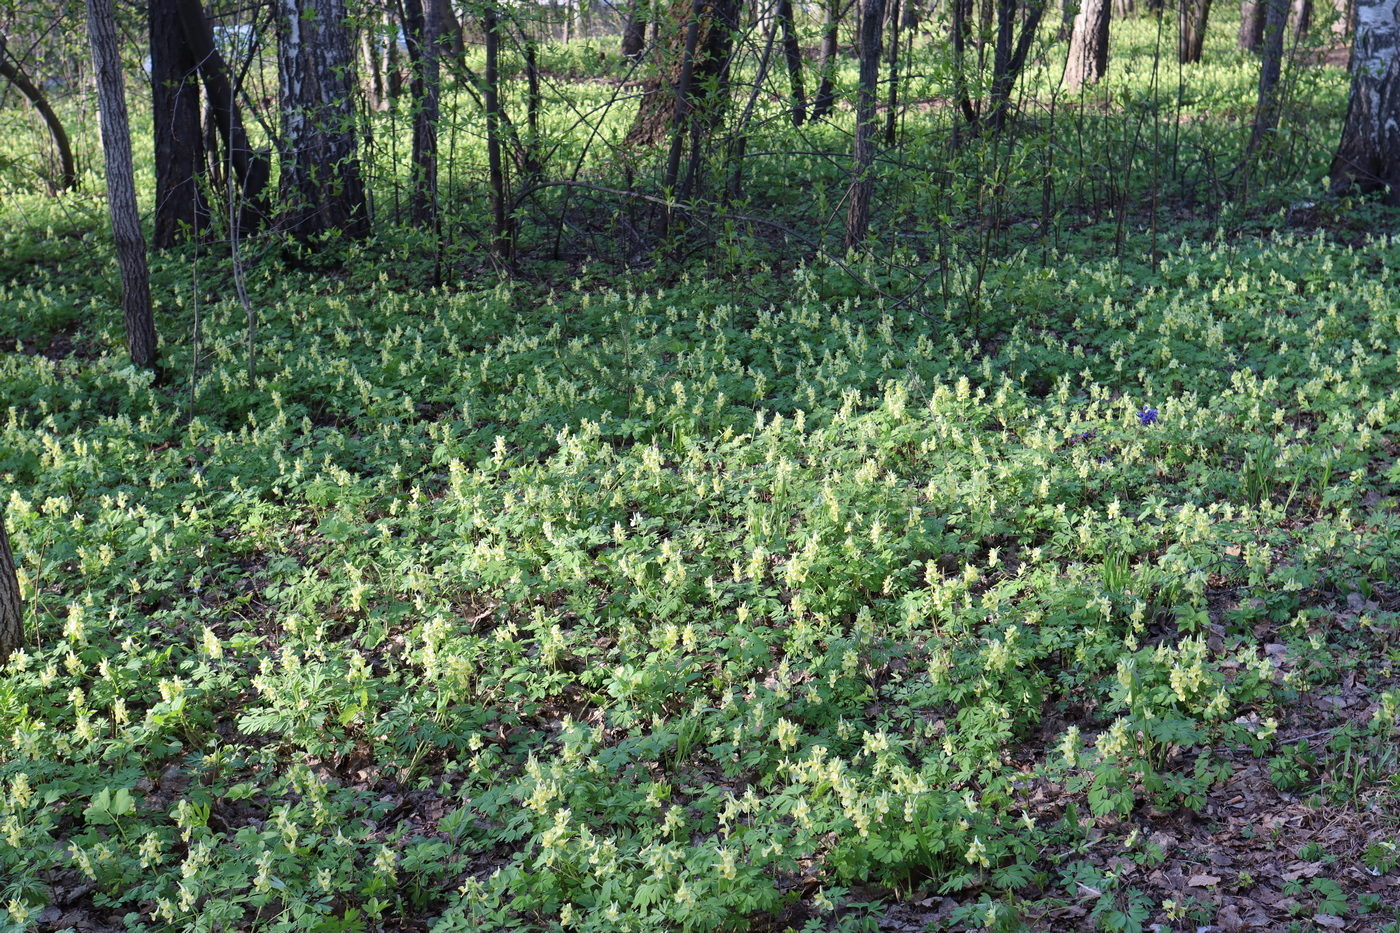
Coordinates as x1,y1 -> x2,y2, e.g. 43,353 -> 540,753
3,230 -> 1400,932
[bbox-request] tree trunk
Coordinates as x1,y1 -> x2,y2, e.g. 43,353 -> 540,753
1330,0 -> 1400,200
845,0 -> 885,248
0,510 -> 21,659
1291,0 -> 1312,39
623,0 -> 649,57
987,0 -> 1048,129
811,0 -> 841,118
1063,0 -> 1110,87
150,0 -> 207,247
884,0 -> 902,143
1178,0 -> 1211,62
660,0 -> 702,233
403,0 -> 441,227
87,0 -> 157,369
174,0 -> 269,232
1240,0 -> 1266,49
361,21 -> 385,110
952,0 -> 978,126
386,10 -> 404,101
0,37 -> 78,193
439,0 -> 466,66
1247,0 -> 1288,155
626,0 -> 742,147
277,0 -> 371,241
777,0 -> 806,124
483,3 -> 508,256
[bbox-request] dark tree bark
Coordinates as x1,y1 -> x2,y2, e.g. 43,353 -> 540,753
952,0 -> 978,126
483,3 -> 508,255
0,509 -> 21,659
522,29 -> 544,183
626,0 -> 741,146
883,0 -> 902,143
845,0 -> 885,248
1246,0 -> 1288,155
385,9 -> 404,101
987,0 -> 1048,129
174,0 -> 269,231
439,0 -> 466,66
659,0 -> 702,234
1063,0 -> 1110,87
777,0 -> 806,124
87,0 -> 157,369
623,0 -> 649,57
1240,0 -> 1266,48
811,0 -> 842,118
150,0 -> 207,247
0,36 -> 77,193
402,0 -> 441,226
277,0 -> 371,241
1178,0 -> 1212,62
1330,0 -> 1400,200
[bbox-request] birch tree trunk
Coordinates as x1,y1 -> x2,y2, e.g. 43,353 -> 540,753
86,0 -> 157,369
1063,0 -> 1111,87
278,0 -> 371,241
0,510 -> 20,659
844,0 -> 885,248
1330,0 -> 1400,200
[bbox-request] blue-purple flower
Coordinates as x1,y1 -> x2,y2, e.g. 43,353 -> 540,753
1137,407 -> 1159,426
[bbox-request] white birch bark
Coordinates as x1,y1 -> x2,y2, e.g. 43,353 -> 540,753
1331,0 -> 1400,199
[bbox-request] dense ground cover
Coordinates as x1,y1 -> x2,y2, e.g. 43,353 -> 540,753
4,220 -> 1400,931
4,4 -> 1400,930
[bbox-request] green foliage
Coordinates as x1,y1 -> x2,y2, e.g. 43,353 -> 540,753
2,221 -> 1397,929
1,7 -> 1399,931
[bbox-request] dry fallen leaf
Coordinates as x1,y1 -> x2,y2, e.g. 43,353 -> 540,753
1187,873 -> 1220,887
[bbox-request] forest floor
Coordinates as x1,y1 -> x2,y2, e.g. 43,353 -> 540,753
3,208 -> 1400,932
